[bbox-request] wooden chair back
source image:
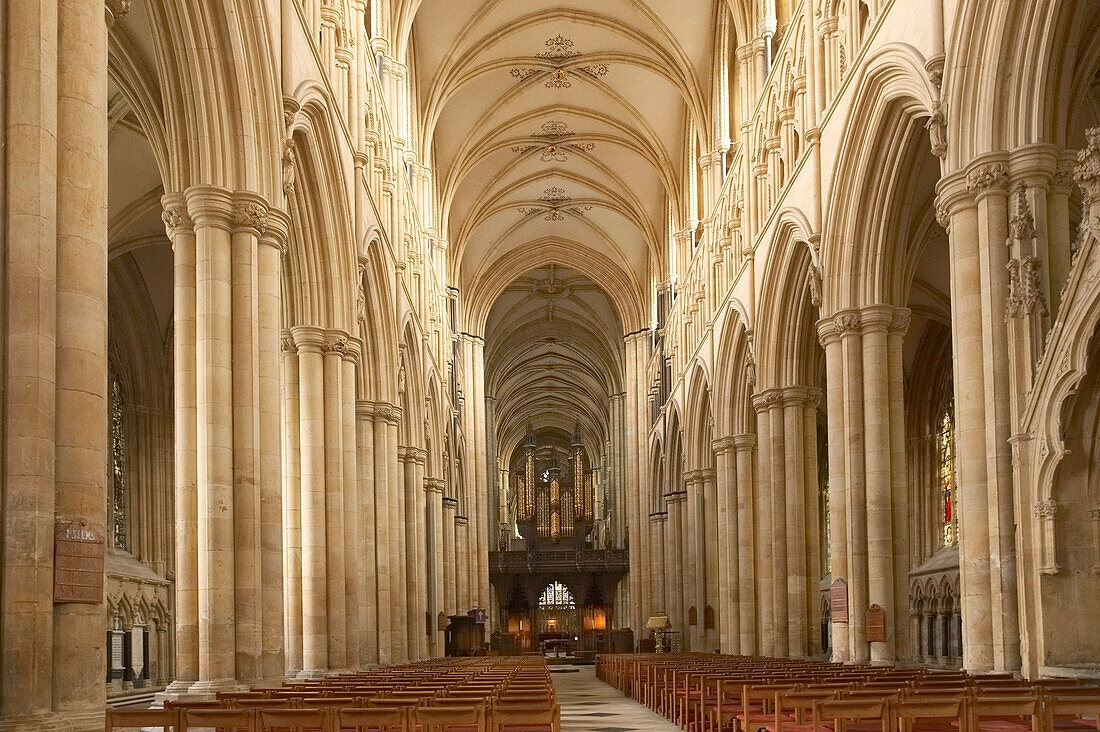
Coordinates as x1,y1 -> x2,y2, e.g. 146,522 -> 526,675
259,708 -> 330,732
414,704 -> 486,732
896,696 -> 965,732
812,698 -> 891,732
180,707 -> 253,732
1044,695 -> 1100,732
337,705 -> 411,732
105,707 -> 176,732
968,696 -> 1040,732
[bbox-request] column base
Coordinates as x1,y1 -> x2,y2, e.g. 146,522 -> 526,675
188,678 -> 239,696
296,668 -> 329,679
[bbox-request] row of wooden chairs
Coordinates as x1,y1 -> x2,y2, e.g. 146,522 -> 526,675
107,657 -> 560,732
595,653 -> 1100,732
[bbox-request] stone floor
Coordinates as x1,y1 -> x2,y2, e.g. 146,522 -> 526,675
550,665 -> 680,732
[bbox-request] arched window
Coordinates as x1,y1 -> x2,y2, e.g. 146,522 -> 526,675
109,373 -> 128,551
538,581 -> 575,609
939,408 -> 958,547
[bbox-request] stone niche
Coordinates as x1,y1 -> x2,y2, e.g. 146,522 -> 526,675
105,550 -> 173,698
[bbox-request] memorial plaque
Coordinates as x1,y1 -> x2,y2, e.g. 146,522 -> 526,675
829,578 -> 848,623
866,603 -> 886,643
54,522 -> 104,604
110,632 -> 124,671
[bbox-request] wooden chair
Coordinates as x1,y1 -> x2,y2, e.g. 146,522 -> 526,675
105,707 -> 176,732
811,698 -> 892,732
259,708 -> 330,732
1044,695 -> 1100,732
896,696 -> 966,732
967,697 -> 1040,732
489,703 -> 559,732
180,707 -> 253,732
771,688 -> 841,732
414,703 -> 487,732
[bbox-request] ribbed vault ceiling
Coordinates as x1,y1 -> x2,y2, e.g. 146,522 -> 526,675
408,0 -> 728,331
408,0 -> 733,450
486,265 -> 622,464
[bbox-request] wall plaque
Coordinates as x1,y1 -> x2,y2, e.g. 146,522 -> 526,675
866,603 -> 886,643
54,522 -> 104,604
829,578 -> 848,623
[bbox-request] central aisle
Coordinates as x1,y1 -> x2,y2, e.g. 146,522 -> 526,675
550,665 -> 680,731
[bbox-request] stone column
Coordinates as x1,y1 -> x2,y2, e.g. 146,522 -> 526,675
752,391 -> 778,656
861,305 -> 896,664
665,492 -> 683,639
472,338 -> 490,617
413,449 -> 428,659
817,317 -> 849,662
292,325 -> 328,675
455,515 -> 470,613
53,0 -> 108,718
373,404 -> 398,666
701,468 -> 719,651
937,174 -> 995,671
341,344 -> 360,667
187,186 -> 236,692
968,162 -> 1019,672
229,195 -> 265,685
649,512 -> 666,619
682,472 -> 700,650
387,413 -> 406,663
733,435 -> 758,654
887,310 -> 910,661
323,333 -> 347,670
259,216 -> 287,679
429,478 -> 445,656
164,197 -> 198,691
281,333 -> 303,674
355,401 -> 378,665
802,388 -> 823,654
713,438 -> 737,652
1,0 -> 58,721
400,448 -> 418,659
838,310 -> 869,661
443,497 -> 458,615
782,387 -> 809,657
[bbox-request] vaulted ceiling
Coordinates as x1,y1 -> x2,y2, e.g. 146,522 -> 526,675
407,0 -> 733,329
407,0 -> 736,450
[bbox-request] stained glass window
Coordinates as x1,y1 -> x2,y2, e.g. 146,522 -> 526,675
538,581 -> 576,609
109,374 -> 128,551
939,408 -> 958,547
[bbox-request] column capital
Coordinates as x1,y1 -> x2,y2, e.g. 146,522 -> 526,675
1074,127 -> 1100,204
965,158 -> 1010,199
161,193 -> 193,237
281,329 -> 297,355
424,477 -> 445,493
323,330 -> 352,357
442,496 -> 459,510
730,433 -> 758,452
751,388 -> 783,413
934,169 -> 974,229
184,185 -> 234,228
261,208 -> 291,255
231,192 -> 270,235
290,324 -> 327,353
779,384 -> 822,409
712,436 -> 738,454
832,308 -> 863,338
859,304 -> 896,333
